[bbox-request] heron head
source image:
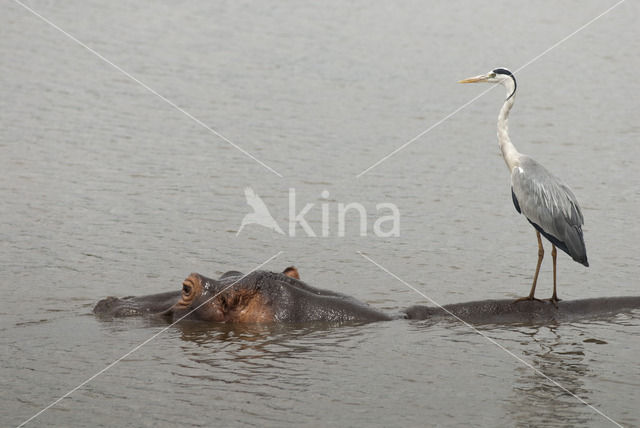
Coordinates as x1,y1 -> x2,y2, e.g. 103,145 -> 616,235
458,67 -> 514,85
459,67 -> 517,99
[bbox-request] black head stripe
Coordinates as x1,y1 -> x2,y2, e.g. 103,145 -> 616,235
492,68 -> 517,100
492,68 -> 513,76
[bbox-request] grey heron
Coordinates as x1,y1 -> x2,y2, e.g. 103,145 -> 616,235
459,68 -> 588,303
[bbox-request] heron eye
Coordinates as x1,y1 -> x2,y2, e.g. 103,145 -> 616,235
489,72 -> 496,78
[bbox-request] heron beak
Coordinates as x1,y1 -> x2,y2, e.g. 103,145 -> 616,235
458,74 -> 489,84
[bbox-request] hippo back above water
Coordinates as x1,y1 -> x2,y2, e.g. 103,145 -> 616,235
94,270 -> 640,325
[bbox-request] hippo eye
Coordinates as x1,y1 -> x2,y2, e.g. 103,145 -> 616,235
183,284 -> 192,295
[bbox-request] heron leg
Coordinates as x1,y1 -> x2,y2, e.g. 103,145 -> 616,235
548,244 -> 561,306
514,231 -> 544,303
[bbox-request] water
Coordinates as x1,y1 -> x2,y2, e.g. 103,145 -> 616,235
2,1 -> 639,426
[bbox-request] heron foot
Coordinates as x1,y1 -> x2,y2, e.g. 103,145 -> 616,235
513,296 -> 543,304
546,296 -> 561,308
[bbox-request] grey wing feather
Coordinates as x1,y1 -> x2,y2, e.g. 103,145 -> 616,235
511,156 -> 588,266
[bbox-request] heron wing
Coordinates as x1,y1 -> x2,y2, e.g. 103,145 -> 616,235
511,156 -> 588,265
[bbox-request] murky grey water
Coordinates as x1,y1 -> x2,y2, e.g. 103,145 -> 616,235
2,1 -> 639,426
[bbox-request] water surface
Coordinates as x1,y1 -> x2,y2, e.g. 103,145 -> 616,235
2,1 -> 639,426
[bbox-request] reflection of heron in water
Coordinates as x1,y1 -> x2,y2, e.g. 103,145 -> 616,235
459,68 -> 588,303
507,324 -> 591,426
236,187 -> 284,236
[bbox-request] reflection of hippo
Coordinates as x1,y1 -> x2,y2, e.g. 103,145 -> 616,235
94,270 -> 640,325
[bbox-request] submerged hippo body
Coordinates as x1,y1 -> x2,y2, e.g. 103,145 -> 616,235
94,270 -> 640,325
405,296 -> 640,324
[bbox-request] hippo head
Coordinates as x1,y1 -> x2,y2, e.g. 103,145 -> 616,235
95,269 -> 394,323
165,273 -> 275,323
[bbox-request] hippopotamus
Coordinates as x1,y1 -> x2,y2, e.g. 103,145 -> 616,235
94,268 -> 640,325
94,269 -> 392,323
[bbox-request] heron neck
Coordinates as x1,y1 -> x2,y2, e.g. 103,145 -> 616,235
497,91 -> 521,171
